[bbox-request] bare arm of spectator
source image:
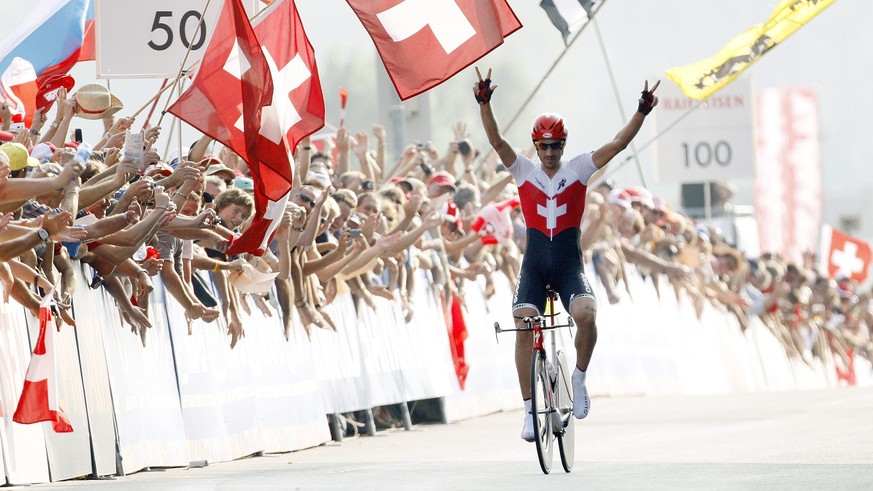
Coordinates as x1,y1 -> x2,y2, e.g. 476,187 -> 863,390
303,229 -> 352,276
49,95 -> 77,148
373,124 -> 387,177
621,240 -> 690,279
0,211 -> 86,261
297,136 -> 312,188
388,193 -> 424,235
188,135 -> 212,163
478,171 -> 514,206
383,144 -> 418,180
316,233 -> 366,282
0,158 -> 83,204
78,158 -> 139,209
334,127 -> 350,177
352,131 -> 377,183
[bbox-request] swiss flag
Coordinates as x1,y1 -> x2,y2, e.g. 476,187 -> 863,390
0,57 -> 39,127
168,0 -> 273,171
347,0 -> 522,100
820,225 -> 872,283
227,0 -> 325,256
251,0 -> 325,174
13,300 -> 73,433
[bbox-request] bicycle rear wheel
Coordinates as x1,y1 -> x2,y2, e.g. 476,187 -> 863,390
555,350 -> 575,473
530,349 -> 553,474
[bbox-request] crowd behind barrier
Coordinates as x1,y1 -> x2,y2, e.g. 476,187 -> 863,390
3,258 -> 869,484
0,56 -> 870,487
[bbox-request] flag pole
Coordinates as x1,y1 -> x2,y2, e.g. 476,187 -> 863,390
475,0 -> 608,172
591,18 -> 647,188
157,0 -> 213,127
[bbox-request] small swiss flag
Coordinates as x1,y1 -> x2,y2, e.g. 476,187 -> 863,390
820,225 -> 872,283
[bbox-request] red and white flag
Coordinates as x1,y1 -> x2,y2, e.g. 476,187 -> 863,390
0,57 -> 39,127
347,0 -> 522,100
167,0 -> 272,168
227,0 -> 325,255
253,0 -> 325,160
820,225 -> 872,283
168,0 -> 281,256
13,298 -> 73,432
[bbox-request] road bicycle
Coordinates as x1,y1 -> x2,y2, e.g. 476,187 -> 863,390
494,288 -> 576,474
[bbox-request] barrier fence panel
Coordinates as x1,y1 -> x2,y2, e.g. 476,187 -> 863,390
309,294 -> 370,414
0,304 -> 50,485
164,278 -> 329,463
97,279 -> 189,474
71,270 -> 119,477
400,280 -> 456,402
35,310 -> 93,482
443,275 -> 522,422
357,297 -> 407,407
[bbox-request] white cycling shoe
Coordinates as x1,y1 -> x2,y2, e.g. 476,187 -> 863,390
572,367 -> 590,419
521,399 -> 535,442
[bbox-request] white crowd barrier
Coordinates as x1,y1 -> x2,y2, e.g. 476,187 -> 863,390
0,260 -> 868,484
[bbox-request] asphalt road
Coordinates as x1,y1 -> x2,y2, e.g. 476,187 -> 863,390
32,387 -> 873,490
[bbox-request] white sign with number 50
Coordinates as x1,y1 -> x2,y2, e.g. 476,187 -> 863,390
96,0 -> 258,79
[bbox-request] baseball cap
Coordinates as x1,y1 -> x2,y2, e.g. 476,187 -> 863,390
234,176 -> 254,191
1,142 -> 40,171
205,163 -> 236,181
30,142 -> 58,163
427,171 -> 457,191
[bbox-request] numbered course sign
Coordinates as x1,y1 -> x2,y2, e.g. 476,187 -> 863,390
653,77 -> 755,183
96,0 -> 258,79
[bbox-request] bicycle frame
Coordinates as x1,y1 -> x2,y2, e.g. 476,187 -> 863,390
494,288 -> 576,474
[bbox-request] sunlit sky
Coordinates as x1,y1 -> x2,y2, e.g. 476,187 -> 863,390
5,0 -> 871,240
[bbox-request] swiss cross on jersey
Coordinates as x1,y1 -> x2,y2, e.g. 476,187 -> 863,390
347,0 -> 522,100
509,153 -> 598,239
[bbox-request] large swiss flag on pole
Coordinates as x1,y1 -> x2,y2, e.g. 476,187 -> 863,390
167,0 -> 272,169
226,0 -> 325,256
820,224 -> 872,283
347,0 -> 522,100
13,297 -> 73,433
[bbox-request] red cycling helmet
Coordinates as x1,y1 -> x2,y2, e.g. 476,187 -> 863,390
531,113 -> 567,141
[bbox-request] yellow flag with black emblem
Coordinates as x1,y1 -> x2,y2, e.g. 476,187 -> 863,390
666,0 -> 836,100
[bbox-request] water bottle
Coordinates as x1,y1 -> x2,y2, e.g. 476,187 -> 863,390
74,141 -> 92,165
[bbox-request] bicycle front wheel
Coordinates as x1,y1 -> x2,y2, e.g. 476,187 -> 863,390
530,349 -> 553,474
556,350 -> 575,473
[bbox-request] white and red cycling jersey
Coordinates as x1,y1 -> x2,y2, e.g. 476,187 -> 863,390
508,152 -> 598,239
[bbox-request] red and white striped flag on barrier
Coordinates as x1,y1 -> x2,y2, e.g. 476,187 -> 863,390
13,296 -> 73,432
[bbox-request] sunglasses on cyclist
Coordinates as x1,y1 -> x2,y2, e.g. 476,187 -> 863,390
534,140 -> 565,151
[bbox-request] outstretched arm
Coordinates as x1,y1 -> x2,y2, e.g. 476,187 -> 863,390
592,80 -> 659,169
474,67 -> 517,168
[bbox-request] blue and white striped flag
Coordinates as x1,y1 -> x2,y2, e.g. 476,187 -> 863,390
539,0 -> 598,44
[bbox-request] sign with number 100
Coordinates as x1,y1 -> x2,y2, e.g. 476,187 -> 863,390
682,140 -> 732,168
653,78 -> 754,183
96,0 -> 258,78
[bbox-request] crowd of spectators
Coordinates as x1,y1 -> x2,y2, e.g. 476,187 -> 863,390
0,81 -> 869,388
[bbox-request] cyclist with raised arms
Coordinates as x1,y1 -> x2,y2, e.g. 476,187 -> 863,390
473,67 -> 659,441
